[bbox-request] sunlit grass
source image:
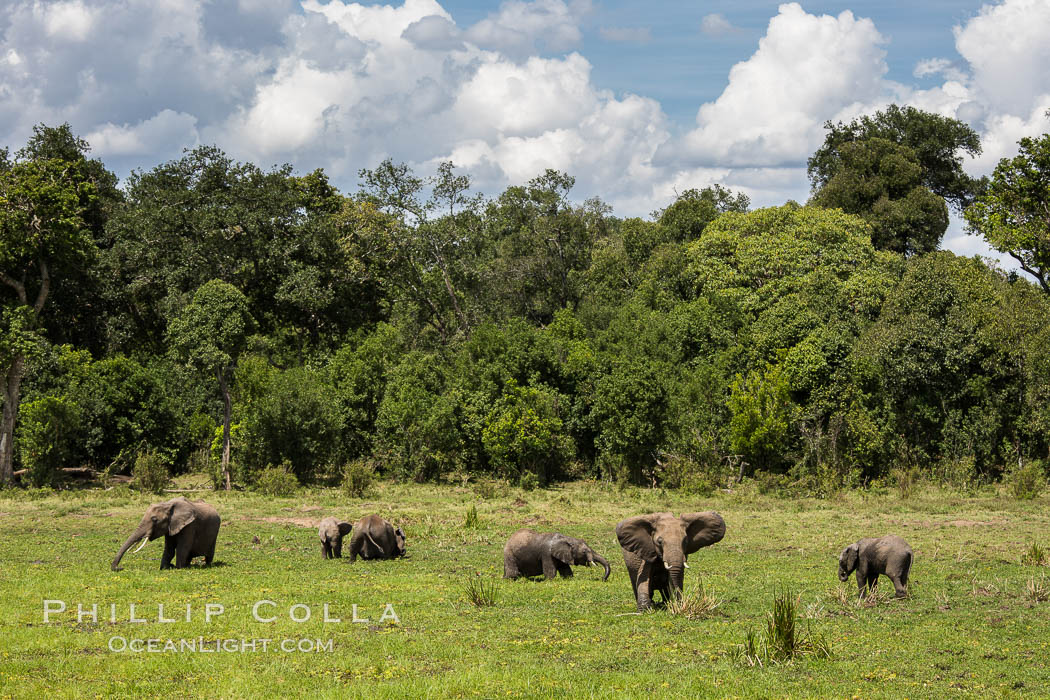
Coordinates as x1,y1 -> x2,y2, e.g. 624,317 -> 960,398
1,480 -> 1049,696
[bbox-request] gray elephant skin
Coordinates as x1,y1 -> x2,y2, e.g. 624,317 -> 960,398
503,529 -> 611,581
839,535 -> 912,598
111,497 -> 221,571
318,517 -> 353,559
616,511 -> 725,611
348,514 -> 405,561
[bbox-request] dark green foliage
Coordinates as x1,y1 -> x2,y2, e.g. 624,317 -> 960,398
808,104 -> 984,211
7,117 -> 1050,494
240,366 -> 343,483
16,395 -> 79,486
810,138 -> 948,255
132,450 -> 170,494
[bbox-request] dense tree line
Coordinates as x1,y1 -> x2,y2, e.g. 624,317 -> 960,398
3,106 -> 1050,492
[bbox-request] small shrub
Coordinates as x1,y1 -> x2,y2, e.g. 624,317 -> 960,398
518,471 -> 539,492
464,504 -> 480,529
132,450 -> 171,494
667,579 -> 723,619
254,463 -> 299,497
472,479 -> 507,500
341,458 -> 376,498
892,466 -> 921,500
464,574 -> 499,607
1004,460 -> 1045,500
1021,543 -> 1048,567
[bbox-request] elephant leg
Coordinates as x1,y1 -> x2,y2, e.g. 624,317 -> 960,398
334,541 -> 343,558
175,536 -> 192,568
321,542 -> 330,559
541,555 -> 558,580
635,564 -> 655,611
205,542 -> 215,566
855,567 -> 869,598
890,575 -> 907,598
503,554 -> 520,580
161,537 -> 176,570
555,562 -> 573,579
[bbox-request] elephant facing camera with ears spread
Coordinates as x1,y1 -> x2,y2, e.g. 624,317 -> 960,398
348,514 -> 406,561
503,530 -> 611,581
111,497 -> 221,571
616,511 -> 725,611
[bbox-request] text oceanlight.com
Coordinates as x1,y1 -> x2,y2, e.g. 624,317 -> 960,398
108,637 -> 334,653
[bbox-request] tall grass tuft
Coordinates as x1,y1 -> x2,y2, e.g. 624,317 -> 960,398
738,589 -> 832,666
1021,542 -> 1048,567
667,578 -> 723,619
464,574 -> 499,607
464,504 -> 480,529
1025,575 -> 1050,603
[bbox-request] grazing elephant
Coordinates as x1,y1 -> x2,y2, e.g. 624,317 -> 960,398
319,517 -> 353,559
348,514 -> 405,561
616,511 -> 725,611
503,530 -> 611,581
839,535 -> 913,599
111,497 -> 220,571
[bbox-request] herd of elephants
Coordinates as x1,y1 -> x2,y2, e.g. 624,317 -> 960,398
110,496 -> 914,610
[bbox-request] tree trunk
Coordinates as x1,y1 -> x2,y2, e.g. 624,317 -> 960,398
0,354 -> 26,485
218,369 -> 232,491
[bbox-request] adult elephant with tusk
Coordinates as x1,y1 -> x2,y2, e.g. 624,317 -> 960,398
615,511 -> 725,611
111,497 -> 221,571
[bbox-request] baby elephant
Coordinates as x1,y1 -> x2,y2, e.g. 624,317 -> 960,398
348,514 -> 406,561
318,517 -> 353,559
503,530 -> 611,581
839,535 -> 913,599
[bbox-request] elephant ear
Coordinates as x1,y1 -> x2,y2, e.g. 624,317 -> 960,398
841,543 -> 859,572
338,522 -> 353,536
167,498 -> 197,536
681,511 -> 726,555
616,514 -> 660,563
550,537 -> 573,565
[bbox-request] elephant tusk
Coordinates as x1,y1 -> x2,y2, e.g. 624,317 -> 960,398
132,537 -> 149,554
664,561 -> 671,570
684,562 -> 690,569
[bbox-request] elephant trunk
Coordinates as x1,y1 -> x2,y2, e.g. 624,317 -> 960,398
667,563 -> 686,599
592,553 -> 611,581
663,545 -> 687,599
112,524 -> 149,571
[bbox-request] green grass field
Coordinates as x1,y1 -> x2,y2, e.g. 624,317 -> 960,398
1,480 -> 1048,698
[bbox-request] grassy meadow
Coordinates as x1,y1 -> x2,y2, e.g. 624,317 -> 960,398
1,479 -> 1049,698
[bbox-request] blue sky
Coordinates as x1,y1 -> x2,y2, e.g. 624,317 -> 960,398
2,0 -> 1048,260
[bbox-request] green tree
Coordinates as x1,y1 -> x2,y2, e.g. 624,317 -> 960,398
0,143 -> 96,484
168,280 -> 255,490
656,185 -> 750,243
481,380 -> 574,484
809,137 -> 948,255
727,362 -> 797,473
965,132 -> 1050,293
808,104 -> 984,211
